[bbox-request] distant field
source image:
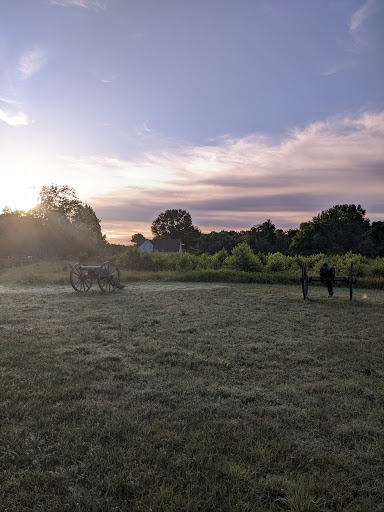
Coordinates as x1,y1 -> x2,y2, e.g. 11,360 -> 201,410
0,281 -> 383,511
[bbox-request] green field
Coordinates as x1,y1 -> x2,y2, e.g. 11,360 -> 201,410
1,280 -> 383,511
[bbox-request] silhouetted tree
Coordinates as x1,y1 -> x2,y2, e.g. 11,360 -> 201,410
0,185 -> 106,258
359,221 -> 384,257
244,219 -> 277,253
151,209 -> 201,252
199,230 -> 243,255
290,204 -> 370,255
31,185 -> 81,224
131,233 -> 146,246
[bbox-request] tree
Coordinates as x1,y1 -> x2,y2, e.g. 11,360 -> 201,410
31,185 -> 81,224
199,230 -> 243,255
0,209 -> 44,257
151,209 -> 201,252
1,184 -> 108,258
359,221 -> 384,257
290,204 -> 370,255
71,204 -> 106,248
131,233 -> 146,246
244,219 -> 277,253
224,242 -> 263,272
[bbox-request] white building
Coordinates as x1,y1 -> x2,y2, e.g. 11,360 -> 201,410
138,239 -> 183,255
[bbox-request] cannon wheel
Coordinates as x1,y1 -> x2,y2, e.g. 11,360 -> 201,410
349,260 -> 354,301
301,260 -> 309,300
70,263 -> 93,292
97,261 -> 120,293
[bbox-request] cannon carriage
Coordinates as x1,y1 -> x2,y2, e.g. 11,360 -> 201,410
70,261 -> 124,293
301,260 -> 356,301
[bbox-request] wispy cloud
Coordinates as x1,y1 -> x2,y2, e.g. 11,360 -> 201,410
0,97 -> 21,105
135,120 -> 151,135
349,0 -> 378,32
321,0 -> 381,76
18,48 -> 46,80
0,107 -> 29,127
73,111 -> 384,240
50,0 -> 106,10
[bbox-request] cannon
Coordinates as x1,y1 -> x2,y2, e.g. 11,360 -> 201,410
70,261 -> 124,293
301,260 -> 356,301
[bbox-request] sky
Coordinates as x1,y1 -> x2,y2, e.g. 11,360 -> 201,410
0,0 -> 383,244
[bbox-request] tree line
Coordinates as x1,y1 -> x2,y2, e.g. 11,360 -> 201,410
1,185 -> 383,259
0,185 -> 107,259
133,205 -> 384,258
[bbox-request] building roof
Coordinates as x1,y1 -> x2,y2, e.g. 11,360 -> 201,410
152,239 -> 181,252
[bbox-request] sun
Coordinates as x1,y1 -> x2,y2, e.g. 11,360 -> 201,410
0,184 -> 39,213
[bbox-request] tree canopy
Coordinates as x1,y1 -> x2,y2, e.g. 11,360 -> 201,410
131,233 -> 146,246
0,185 -> 106,258
151,209 -> 201,252
290,204 -> 370,255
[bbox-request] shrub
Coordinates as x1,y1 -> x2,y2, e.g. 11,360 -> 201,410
224,243 -> 263,272
304,253 -> 327,271
370,256 -> 384,277
210,248 -> 228,270
196,253 -> 216,270
175,253 -> 199,272
265,252 -> 288,272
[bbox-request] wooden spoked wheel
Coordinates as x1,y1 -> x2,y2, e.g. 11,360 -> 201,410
301,260 -> 309,300
97,261 -> 120,293
70,263 -> 93,292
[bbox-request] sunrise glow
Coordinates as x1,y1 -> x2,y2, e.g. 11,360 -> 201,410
1,1 -> 383,243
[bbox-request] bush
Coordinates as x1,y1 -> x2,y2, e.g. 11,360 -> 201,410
224,243 -> 263,272
265,252 -> 288,272
370,256 -> 384,277
175,253 -> 199,272
115,247 -> 170,271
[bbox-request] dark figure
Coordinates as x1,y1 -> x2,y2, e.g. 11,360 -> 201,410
320,262 -> 335,297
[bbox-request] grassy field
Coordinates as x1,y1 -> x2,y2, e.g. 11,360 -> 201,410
0,278 -> 383,511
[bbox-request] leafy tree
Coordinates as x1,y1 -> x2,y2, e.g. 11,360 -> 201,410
290,204 -> 370,255
0,185 -> 106,258
199,230 -> 242,255
359,221 -> 384,257
151,209 -> 201,252
244,219 -> 277,253
72,204 -> 106,248
224,242 -> 263,272
0,209 -> 44,257
131,233 -> 146,246
31,184 -> 81,224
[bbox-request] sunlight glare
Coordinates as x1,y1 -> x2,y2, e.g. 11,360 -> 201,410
0,184 -> 39,212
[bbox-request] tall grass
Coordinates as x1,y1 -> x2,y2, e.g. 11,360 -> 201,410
115,247 -> 384,278
1,253 -> 384,289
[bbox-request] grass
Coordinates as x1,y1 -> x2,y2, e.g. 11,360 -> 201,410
0,277 -> 383,511
1,261 -> 384,289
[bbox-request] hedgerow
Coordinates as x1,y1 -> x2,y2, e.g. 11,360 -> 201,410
115,245 -> 384,280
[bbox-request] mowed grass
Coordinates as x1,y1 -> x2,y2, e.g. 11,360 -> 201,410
0,281 -> 383,511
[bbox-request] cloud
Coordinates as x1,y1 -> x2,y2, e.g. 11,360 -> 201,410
18,48 -> 46,80
76,110 -> 384,239
349,0 -> 378,32
0,107 -> 29,127
135,120 -> 151,135
321,0 -> 381,76
0,97 -> 21,106
50,0 -> 106,10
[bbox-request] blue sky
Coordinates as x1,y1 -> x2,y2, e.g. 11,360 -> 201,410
0,0 -> 383,243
